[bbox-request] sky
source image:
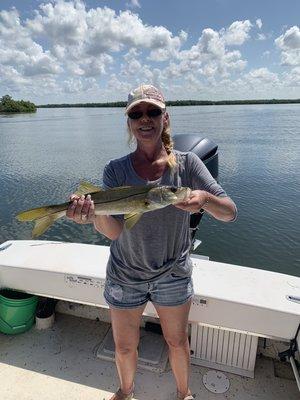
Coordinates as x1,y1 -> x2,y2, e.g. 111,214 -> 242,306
0,0 -> 300,104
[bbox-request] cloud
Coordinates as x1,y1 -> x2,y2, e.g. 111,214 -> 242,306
0,0 -> 189,96
275,26 -> 300,66
275,26 -> 300,49
0,7 -> 62,81
25,1 -> 187,70
257,33 -> 267,41
166,22 -> 250,80
245,67 -> 279,84
126,0 -> 141,8
283,67 -> 300,87
256,19 -> 262,29
0,2 -> 299,101
222,20 -> 252,46
63,77 -> 98,93
262,50 -> 270,58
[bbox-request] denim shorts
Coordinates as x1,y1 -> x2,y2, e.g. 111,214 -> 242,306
104,273 -> 194,309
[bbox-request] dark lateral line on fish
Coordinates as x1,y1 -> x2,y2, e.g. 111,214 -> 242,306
35,189 -> 151,219
92,189 -> 151,205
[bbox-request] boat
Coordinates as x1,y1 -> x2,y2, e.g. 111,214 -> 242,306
0,135 -> 299,399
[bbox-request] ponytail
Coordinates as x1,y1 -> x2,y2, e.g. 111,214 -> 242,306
161,125 -> 177,169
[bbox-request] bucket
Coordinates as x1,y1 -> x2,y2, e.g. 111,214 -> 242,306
0,289 -> 38,335
35,297 -> 57,330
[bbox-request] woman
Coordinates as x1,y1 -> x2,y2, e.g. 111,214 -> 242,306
66,84 -> 237,400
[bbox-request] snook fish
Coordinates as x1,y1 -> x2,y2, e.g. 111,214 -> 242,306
16,181 -> 191,238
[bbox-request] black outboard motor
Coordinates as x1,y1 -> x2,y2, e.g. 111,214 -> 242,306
173,134 -> 219,244
173,134 -> 218,178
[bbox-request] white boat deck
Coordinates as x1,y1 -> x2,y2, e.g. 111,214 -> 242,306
0,312 -> 299,400
1,240 -> 299,398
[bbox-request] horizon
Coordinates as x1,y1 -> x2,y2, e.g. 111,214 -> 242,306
0,0 -> 300,104
35,98 -> 300,107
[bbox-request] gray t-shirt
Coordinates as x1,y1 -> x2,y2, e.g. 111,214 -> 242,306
103,150 -> 228,285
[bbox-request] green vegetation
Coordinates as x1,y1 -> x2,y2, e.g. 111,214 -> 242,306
0,95 -> 37,113
38,98 -> 300,108
38,101 -> 127,108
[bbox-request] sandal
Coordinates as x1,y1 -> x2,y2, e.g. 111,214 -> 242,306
177,390 -> 195,400
109,388 -> 134,400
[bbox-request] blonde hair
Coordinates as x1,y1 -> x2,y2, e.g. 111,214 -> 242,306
127,118 -> 177,169
161,125 -> 177,169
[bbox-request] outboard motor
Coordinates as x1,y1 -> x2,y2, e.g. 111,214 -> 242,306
173,134 -> 218,178
173,134 -> 219,247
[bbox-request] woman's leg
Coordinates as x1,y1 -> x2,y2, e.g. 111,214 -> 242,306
154,300 -> 192,398
109,305 -> 146,397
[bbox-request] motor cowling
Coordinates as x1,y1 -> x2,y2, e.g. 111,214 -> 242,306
173,134 -> 218,179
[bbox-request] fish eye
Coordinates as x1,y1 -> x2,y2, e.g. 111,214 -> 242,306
170,187 -> 178,193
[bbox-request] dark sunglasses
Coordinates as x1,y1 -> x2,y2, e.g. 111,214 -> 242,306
128,108 -> 163,120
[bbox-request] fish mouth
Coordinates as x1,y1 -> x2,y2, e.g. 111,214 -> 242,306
161,187 -> 191,204
172,187 -> 191,203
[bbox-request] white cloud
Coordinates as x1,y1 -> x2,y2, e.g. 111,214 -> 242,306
283,67 -> 300,87
126,0 -> 141,8
25,1 -> 187,70
275,26 -> 300,66
245,67 -> 279,85
0,8 -> 62,82
63,77 -> 98,93
256,19 -> 262,29
107,74 -> 132,93
257,33 -> 267,41
275,26 -> 300,50
167,22 -> 250,80
26,0 -> 88,46
0,3 -> 299,101
222,20 -> 252,46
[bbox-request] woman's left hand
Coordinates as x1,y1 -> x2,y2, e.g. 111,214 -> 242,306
174,190 -> 208,213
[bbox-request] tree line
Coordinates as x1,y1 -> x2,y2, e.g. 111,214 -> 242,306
1,95 -> 300,112
38,99 -> 300,108
0,95 -> 37,113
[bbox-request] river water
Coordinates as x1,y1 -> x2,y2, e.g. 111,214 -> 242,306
0,105 -> 299,276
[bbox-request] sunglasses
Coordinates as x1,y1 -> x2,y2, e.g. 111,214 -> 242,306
128,108 -> 163,120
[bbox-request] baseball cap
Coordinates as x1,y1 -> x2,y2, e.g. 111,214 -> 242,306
125,84 -> 166,114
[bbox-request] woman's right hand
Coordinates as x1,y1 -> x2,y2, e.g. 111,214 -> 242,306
66,194 -> 95,224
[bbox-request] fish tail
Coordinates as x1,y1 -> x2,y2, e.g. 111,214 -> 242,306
32,214 -> 61,238
16,204 -> 66,222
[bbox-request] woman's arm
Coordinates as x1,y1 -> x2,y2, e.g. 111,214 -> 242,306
175,190 -> 237,222
93,215 -> 123,240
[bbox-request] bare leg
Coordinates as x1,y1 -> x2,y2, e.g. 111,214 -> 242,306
154,300 -> 192,398
109,305 -> 146,398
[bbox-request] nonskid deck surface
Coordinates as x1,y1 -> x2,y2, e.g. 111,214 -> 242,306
0,313 -> 298,400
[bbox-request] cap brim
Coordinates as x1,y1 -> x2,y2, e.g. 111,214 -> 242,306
125,99 -> 166,115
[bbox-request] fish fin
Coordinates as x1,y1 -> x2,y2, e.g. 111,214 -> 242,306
124,213 -> 143,229
75,181 -> 103,196
16,206 -> 51,222
32,214 -> 60,238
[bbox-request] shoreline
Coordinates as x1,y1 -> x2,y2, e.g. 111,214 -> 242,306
37,99 -> 300,108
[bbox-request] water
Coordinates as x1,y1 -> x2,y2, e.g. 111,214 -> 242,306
0,105 -> 299,276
